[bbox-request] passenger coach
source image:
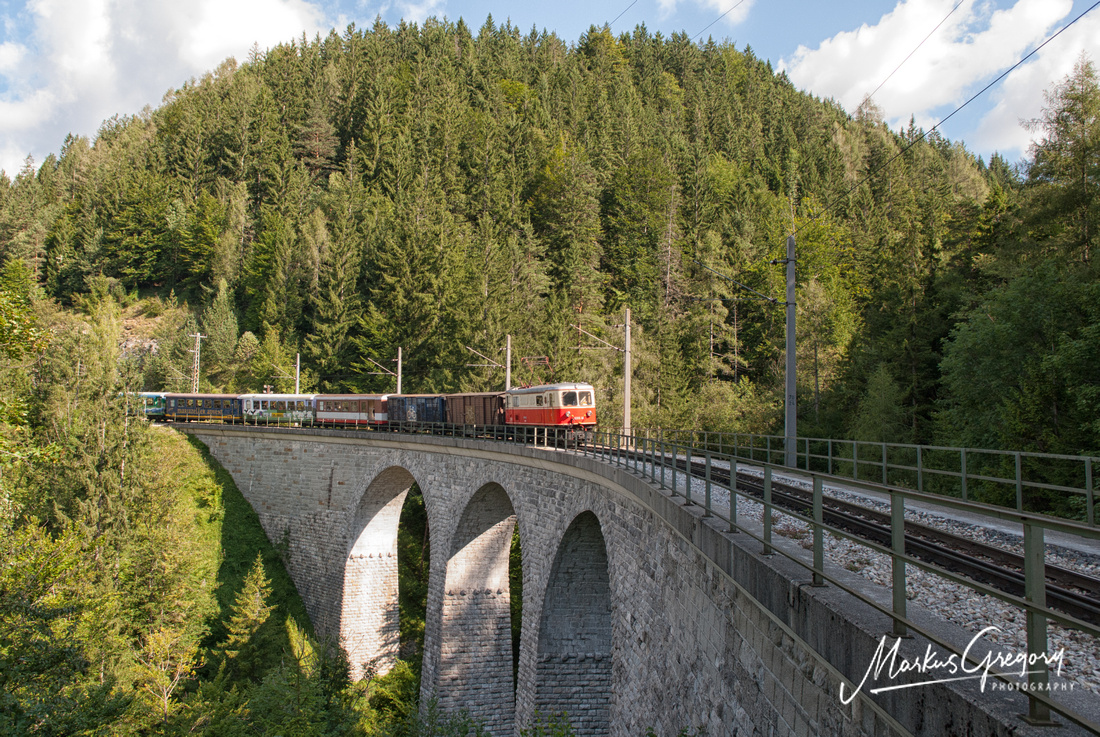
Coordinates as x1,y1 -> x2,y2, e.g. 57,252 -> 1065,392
315,394 -> 389,426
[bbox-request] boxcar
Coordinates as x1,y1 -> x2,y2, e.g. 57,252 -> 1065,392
165,393 -> 241,422
315,394 -> 388,426
387,394 -> 447,425
239,394 -> 317,424
445,392 -> 505,427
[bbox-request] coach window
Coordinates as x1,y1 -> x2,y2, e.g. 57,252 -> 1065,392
536,395 -> 543,407
563,391 -> 578,407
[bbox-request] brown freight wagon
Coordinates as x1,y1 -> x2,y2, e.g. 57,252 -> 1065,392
445,392 -> 505,427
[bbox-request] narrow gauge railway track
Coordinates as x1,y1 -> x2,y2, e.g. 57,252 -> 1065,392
603,446 -> 1100,627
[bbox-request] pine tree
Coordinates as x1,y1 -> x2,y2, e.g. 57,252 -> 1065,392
202,278 -> 239,385
220,553 -> 277,683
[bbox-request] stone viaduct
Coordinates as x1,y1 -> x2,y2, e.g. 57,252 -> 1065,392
182,425 -> 1070,737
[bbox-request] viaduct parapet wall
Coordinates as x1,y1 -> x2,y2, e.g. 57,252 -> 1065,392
182,425 -> 1078,737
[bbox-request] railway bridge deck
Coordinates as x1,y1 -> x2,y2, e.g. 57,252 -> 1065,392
177,423 -> 1098,736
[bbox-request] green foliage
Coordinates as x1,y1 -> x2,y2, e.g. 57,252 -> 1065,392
219,553 -> 278,683
396,486 -> 429,668
520,711 -> 574,736
850,365 -> 907,444
0,522 -> 129,734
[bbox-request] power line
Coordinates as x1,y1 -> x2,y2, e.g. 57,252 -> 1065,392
692,0 -> 748,42
864,0 -> 965,106
789,0 -> 1100,245
608,0 -> 639,29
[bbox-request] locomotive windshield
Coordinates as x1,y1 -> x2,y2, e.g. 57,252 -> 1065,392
562,391 -> 578,407
578,391 -> 592,406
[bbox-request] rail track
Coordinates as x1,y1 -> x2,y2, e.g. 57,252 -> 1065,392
608,446 -> 1100,627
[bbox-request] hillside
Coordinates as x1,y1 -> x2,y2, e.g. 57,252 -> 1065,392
0,18 -> 1097,455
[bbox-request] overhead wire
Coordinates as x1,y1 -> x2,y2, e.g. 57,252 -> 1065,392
786,0 -> 1100,246
608,0 -> 640,29
692,0 -> 748,42
864,0 -> 965,106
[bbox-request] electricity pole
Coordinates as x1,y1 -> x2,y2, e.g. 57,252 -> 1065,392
624,308 -> 631,437
784,235 -> 797,468
464,336 -> 513,390
362,348 -> 403,393
188,333 -> 205,393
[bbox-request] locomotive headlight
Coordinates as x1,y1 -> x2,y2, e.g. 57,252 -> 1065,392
586,410 -> 592,417
565,411 -> 571,418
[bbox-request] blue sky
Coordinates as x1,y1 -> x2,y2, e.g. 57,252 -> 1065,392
2,0 -> 1099,177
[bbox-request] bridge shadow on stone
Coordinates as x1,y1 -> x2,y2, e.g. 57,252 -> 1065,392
438,483 -> 518,734
534,511 -> 612,736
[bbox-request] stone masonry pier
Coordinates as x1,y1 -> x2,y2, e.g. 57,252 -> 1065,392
181,425 -> 1084,737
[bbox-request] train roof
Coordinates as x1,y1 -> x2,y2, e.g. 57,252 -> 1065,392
504,382 -> 594,395
165,393 -> 241,399
314,393 -> 389,400
443,391 -> 505,397
237,393 -> 318,400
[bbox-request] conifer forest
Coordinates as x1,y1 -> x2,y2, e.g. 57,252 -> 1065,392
0,17 -> 1098,735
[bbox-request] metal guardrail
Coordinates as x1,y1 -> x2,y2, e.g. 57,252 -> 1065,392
175,417 -> 1099,729
648,429 -> 1098,527
578,429 -> 1099,732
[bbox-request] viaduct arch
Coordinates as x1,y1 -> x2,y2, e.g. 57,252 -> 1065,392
184,425 -> 1050,737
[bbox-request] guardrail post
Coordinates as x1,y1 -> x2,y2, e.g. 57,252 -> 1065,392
763,467 -> 773,556
891,491 -> 907,637
1023,522 -> 1052,724
704,452 -> 712,517
1016,452 -> 1024,513
961,449 -> 968,501
660,438 -> 666,489
812,476 -> 824,586
1086,458 -> 1094,527
828,439 -> 833,476
853,441 -> 859,482
917,446 -> 924,493
730,459 -> 738,532
672,446 -> 679,498
881,442 -> 887,485
686,447 -> 693,505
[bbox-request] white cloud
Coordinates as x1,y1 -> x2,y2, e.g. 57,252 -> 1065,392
972,12 -> 1100,159
390,0 -> 447,25
657,0 -> 754,27
779,0 -> 1074,155
0,0 -> 327,176
0,42 -> 28,71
